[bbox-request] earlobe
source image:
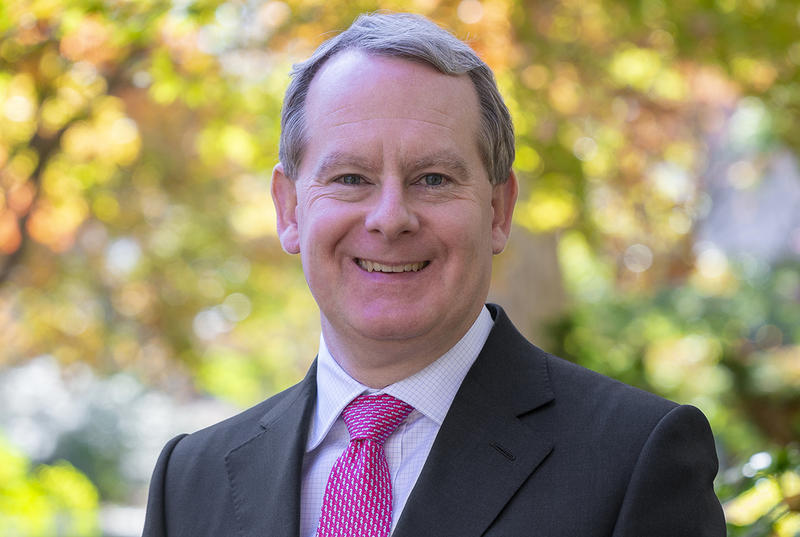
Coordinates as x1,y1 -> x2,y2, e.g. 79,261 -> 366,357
491,171 -> 518,254
271,163 -> 301,254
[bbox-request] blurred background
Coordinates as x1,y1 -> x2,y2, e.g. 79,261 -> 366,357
1,0 -> 799,535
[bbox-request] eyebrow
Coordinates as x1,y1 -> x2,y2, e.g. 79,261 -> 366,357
313,152 -> 380,178
312,150 -> 473,179
406,151 -> 471,178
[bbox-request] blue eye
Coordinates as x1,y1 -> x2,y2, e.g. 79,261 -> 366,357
338,175 -> 363,185
422,174 -> 444,186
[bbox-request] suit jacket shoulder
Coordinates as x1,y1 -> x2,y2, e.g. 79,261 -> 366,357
173,371 -> 314,462
143,365 -> 317,537
393,304 -> 725,537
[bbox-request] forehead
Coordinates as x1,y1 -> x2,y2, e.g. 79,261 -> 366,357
300,51 -> 482,168
307,50 -> 478,108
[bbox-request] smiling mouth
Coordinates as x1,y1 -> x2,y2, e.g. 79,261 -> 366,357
355,258 -> 430,273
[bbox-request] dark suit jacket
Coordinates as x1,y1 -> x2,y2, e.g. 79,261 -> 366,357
142,304 -> 726,537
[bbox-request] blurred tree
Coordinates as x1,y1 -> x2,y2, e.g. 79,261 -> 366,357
1,0 -> 799,535
0,0 -> 319,397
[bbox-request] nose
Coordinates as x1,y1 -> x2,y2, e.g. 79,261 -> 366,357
364,182 -> 419,239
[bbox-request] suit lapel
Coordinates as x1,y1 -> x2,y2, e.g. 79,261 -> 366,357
394,306 -> 555,537
225,363 -> 317,537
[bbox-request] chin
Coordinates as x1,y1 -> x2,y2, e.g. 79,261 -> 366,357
349,312 -> 433,343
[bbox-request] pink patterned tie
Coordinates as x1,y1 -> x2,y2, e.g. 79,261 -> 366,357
316,394 -> 414,537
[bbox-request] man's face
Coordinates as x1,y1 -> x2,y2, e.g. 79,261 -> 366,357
273,51 -> 516,362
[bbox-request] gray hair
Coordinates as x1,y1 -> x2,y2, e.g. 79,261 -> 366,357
278,12 -> 514,185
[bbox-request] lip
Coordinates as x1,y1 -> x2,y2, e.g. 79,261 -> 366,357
354,258 -> 430,273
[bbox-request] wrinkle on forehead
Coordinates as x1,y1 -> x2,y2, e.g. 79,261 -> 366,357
327,115 -> 458,131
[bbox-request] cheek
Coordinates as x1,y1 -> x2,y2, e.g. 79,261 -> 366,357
435,204 -> 494,249
298,202 -> 359,254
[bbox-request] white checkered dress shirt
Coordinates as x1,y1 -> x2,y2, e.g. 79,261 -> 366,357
299,306 -> 494,537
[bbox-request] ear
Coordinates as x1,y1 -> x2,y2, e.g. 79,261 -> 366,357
491,170 -> 518,254
271,163 -> 300,254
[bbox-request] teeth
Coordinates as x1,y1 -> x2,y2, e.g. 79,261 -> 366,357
357,259 -> 427,273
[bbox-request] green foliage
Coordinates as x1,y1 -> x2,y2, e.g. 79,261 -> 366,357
552,240 -> 800,533
0,437 -> 99,537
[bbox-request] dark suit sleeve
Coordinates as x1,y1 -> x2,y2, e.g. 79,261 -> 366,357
611,405 -> 726,537
142,434 -> 188,537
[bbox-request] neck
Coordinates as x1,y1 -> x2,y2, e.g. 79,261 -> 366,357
320,311 -> 480,388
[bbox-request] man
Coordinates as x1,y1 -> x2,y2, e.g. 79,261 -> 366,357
143,12 -> 726,537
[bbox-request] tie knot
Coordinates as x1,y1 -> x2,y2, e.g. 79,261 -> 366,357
341,394 -> 413,444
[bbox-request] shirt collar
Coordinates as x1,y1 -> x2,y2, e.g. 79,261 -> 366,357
306,306 -> 494,452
